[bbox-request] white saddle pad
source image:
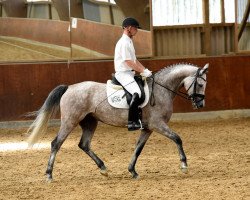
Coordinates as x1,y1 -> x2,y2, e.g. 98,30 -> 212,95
106,80 -> 149,109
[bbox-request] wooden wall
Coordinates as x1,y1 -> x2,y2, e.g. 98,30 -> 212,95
0,55 -> 249,121
143,56 -> 250,112
153,26 -> 203,56
153,24 -> 236,56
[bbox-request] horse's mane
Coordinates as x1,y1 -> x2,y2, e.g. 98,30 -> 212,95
155,63 -> 199,75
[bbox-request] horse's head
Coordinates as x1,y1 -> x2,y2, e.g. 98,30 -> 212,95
183,64 -> 209,109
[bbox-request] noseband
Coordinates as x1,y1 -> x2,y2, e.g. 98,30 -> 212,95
149,68 -> 206,106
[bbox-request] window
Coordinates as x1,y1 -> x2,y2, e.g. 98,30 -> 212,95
224,0 -> 235,23
152,0 -> 203,26
209,0 -> 221,23
152,0 -> 237,26
237,0 -> 250,23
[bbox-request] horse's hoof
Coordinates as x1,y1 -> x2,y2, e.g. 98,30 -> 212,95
132,175 -> 139,179
100,169 -> 108,177
46,174 -> 53,183
180,163 -> 188,174
181,167 -> 188,174
131,173 -> 139,179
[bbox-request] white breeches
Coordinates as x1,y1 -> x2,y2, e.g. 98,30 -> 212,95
115,71 -> 141,98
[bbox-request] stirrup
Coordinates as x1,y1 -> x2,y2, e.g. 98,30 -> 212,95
138,119 -> 144,129
127,120 -> 144,131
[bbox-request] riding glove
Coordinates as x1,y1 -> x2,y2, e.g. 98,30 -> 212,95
140,68 -> 152,77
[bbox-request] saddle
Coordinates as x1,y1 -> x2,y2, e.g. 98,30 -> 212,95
106,75 -> 149,109
111,74 -> 145,105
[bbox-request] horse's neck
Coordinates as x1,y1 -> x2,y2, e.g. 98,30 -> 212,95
156,65 -> 197,91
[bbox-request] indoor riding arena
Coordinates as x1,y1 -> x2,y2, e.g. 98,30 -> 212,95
0,0 -> 249,200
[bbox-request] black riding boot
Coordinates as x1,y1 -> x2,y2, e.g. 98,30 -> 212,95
128,93 -> 143,131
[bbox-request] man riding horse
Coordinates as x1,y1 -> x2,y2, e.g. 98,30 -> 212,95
27,18 -> 209,181
114,17 -> 152,131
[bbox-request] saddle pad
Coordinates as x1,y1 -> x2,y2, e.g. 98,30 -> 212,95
106,80 -> 149,109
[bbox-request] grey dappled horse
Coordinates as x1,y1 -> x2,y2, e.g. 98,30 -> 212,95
27,63 -> 209,181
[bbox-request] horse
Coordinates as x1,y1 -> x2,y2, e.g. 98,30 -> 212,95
27,63 -> 209,181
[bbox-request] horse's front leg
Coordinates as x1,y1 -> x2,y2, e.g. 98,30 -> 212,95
155,122 -> 188,173
128,129 -> 152,179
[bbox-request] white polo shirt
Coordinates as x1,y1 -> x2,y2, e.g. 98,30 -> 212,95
114,34 -> 136,72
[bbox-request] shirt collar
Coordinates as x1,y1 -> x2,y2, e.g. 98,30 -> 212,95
122,33 -> 132,41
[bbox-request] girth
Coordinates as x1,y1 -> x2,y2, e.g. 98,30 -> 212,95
111,74 -> 146,105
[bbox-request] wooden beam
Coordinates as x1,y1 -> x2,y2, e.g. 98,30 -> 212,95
203,0 -> 211,55
108,1 -> 114,25
49,4 -> 52,19
149,0 -> 154,57
221,0 -> 225,23
234,0 -> 238,53
238,0 -> 250,40
0,4 -> 2,17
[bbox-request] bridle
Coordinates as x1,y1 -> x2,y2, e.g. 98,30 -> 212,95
149,68 -> 206,107
185,68 -> 206,106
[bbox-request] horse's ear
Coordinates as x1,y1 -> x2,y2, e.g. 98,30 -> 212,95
200,63 -> 209,75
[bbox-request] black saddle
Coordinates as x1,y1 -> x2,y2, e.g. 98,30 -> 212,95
111,74 -> 145,105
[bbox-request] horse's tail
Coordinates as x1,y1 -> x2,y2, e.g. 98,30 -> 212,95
27,85 -> 68,147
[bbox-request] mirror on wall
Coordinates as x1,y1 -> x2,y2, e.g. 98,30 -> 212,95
0,0 -> 152,62
0,0 -> 71,62
70,0 -> 152,60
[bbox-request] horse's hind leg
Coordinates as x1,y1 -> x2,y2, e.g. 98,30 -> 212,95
78,114 -> 107,176
46,122 -> 76,181
128,129 -> 152,179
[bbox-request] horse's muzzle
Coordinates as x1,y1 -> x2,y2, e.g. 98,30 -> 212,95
196,101 -> 204,109
190,93 -> 205,109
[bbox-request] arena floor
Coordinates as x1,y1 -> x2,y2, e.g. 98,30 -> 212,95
0,118 -> 249,200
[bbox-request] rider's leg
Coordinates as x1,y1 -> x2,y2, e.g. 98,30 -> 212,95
115,71 -> 142,97
128,92 -> 143,131
115,71 -> 142,131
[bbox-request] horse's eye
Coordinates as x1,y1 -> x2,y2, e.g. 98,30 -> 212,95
198,84 -> 203,88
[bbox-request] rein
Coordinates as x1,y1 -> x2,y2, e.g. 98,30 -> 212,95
149,75 -> 189,106
149,68 -> 206,106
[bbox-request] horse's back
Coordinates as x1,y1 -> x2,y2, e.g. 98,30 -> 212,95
60,81 -> 107,115
69,81 -> 106,92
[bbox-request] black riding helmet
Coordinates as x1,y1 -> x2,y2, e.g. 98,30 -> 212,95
122,17 -> 141,29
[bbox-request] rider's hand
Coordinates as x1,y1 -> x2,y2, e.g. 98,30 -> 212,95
140,68 -> 152,78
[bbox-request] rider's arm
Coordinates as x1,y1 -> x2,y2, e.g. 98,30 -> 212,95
124,60 -> 145,73
136,60 -> 145,70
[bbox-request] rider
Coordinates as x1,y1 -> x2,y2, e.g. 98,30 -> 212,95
114,17 -> 152,131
